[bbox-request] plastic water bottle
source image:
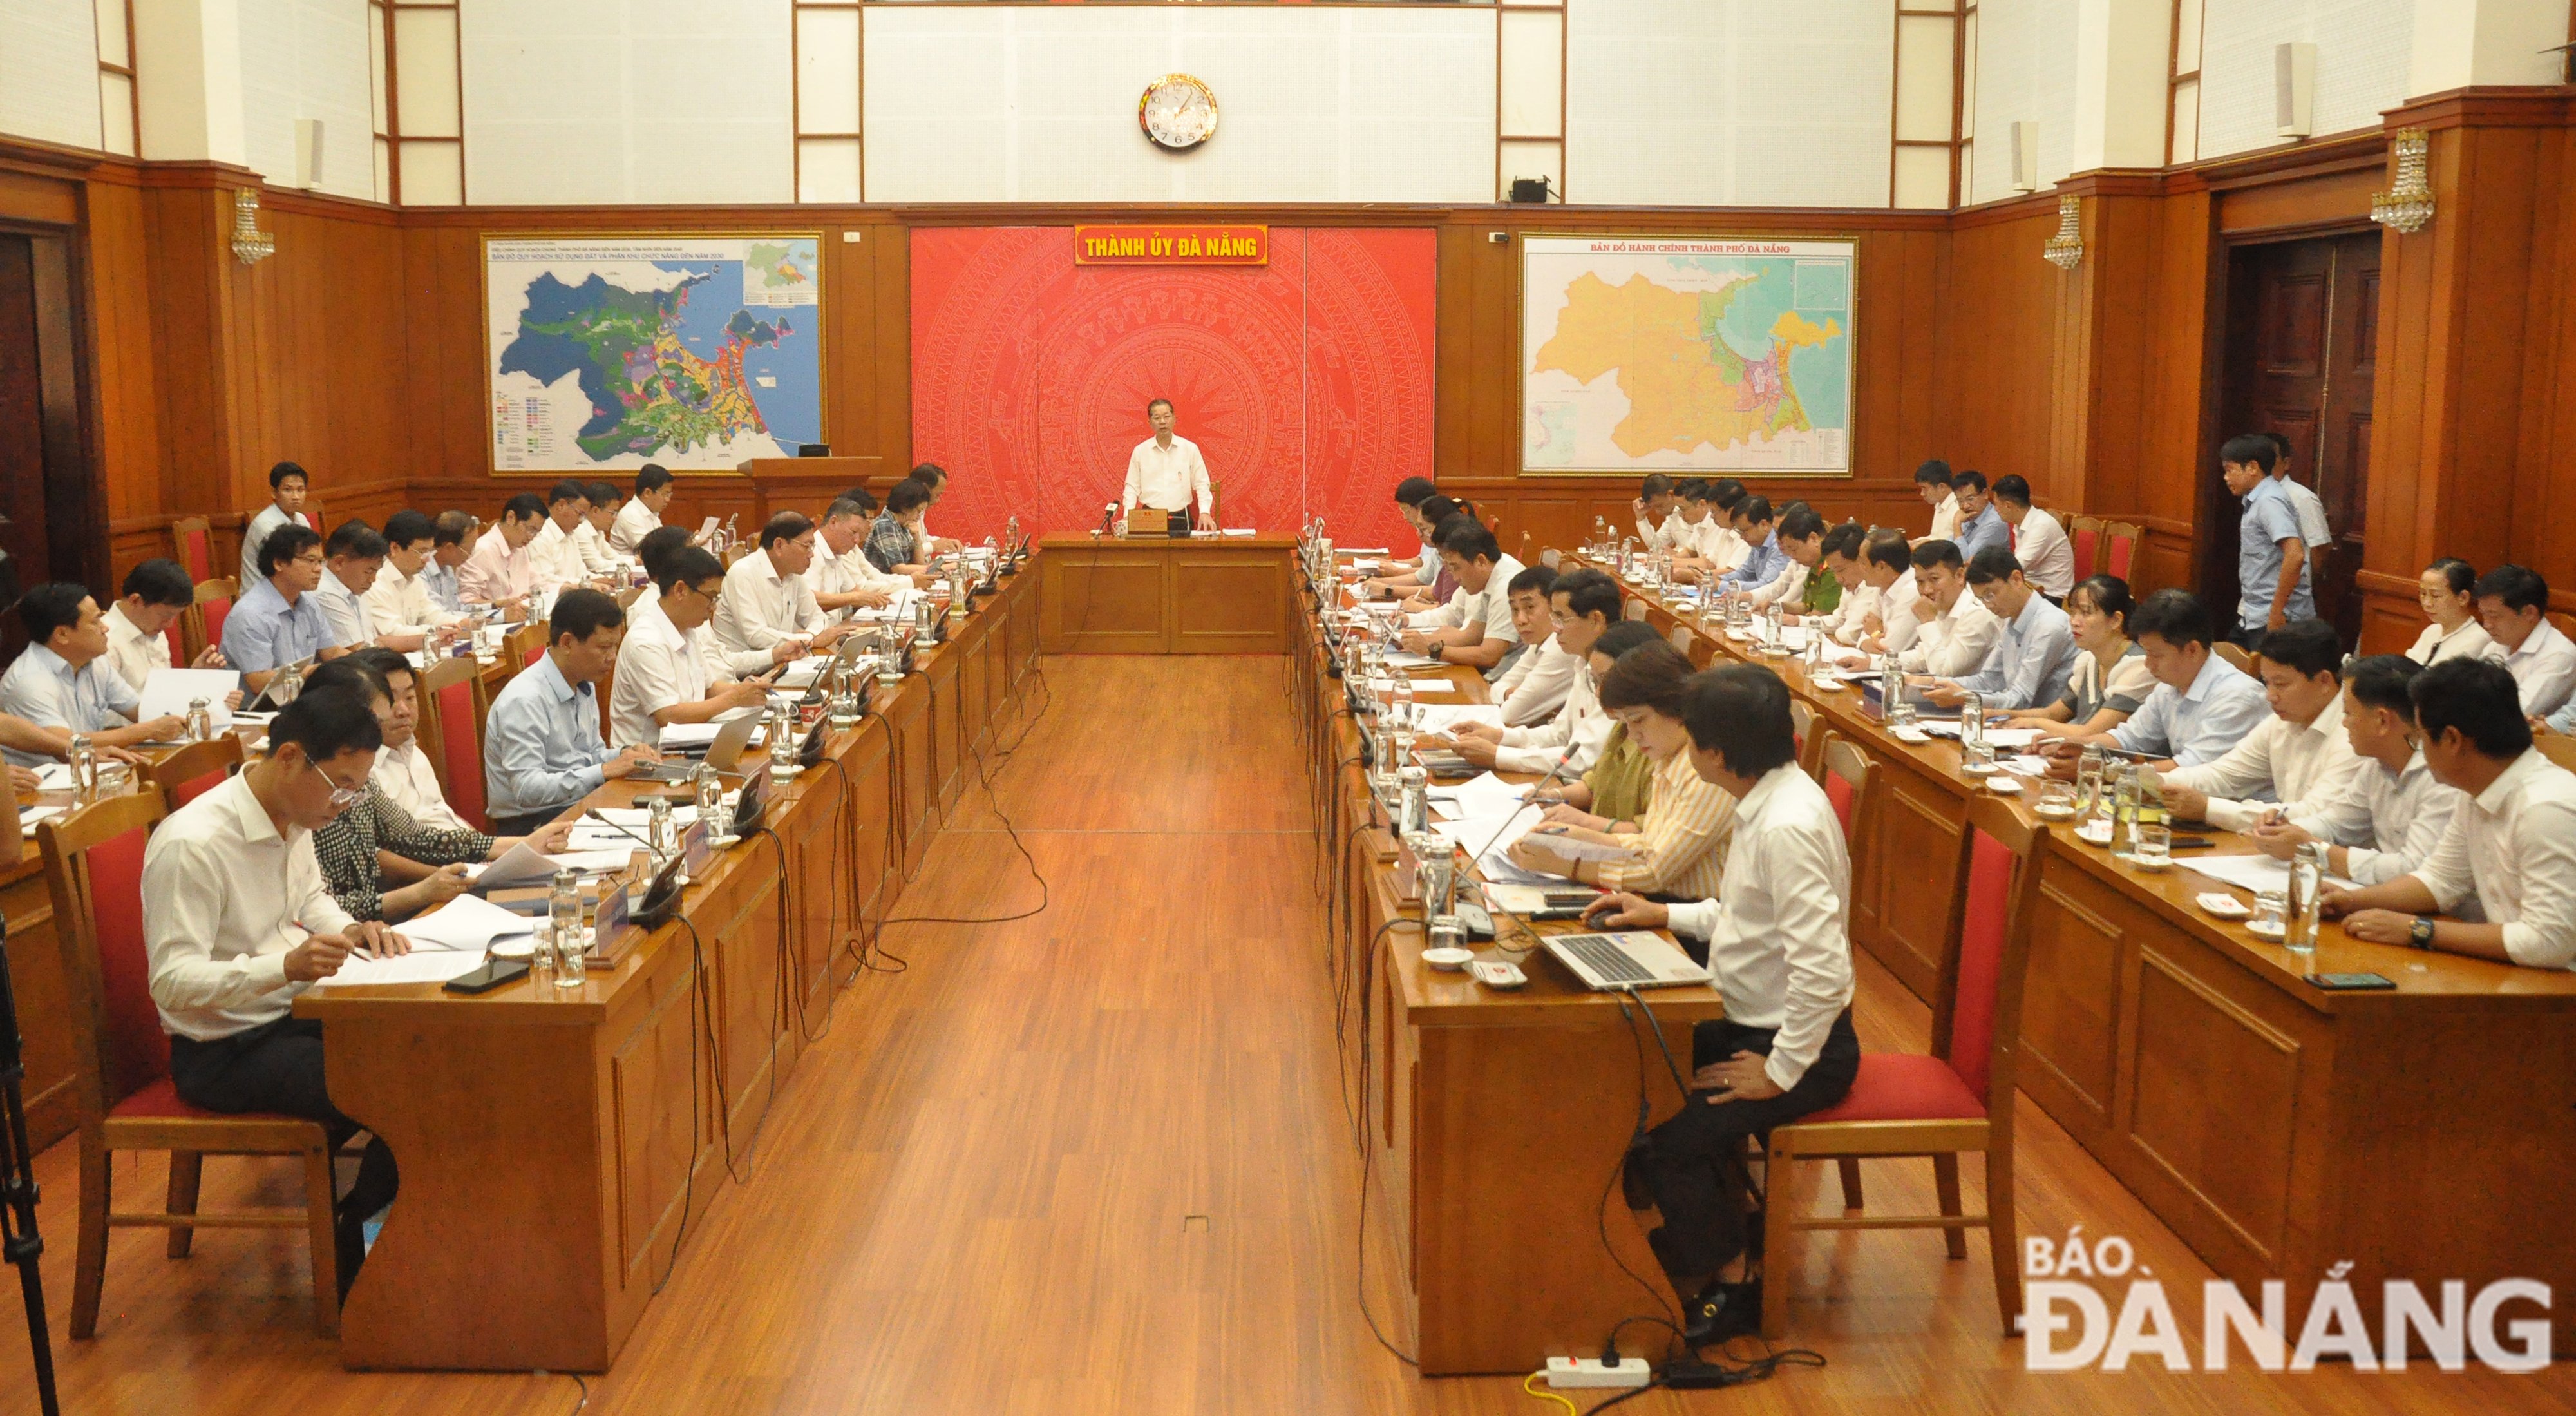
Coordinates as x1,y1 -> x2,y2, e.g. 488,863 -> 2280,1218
1960,692 -> 1991,771
549,868 -> 585,988
67,734 -> 98,801
2286,843 -> 2325,957
185,697 -> 213,743
647,793 -> 678,865
1880,664 -> 1909,728
1398,763 -> 1430,836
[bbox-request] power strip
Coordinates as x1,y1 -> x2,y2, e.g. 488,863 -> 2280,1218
1545,1355 -> 1652,1389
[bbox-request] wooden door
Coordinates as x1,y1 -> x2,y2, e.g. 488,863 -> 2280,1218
2210,233 -> 2380,644
0,236 -> 50,601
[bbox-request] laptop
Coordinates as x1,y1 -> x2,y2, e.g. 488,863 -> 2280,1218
634,713 -> 760,783
1542,931 -> 1713,990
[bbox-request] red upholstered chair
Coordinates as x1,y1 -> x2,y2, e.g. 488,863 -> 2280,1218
171,515 -> 214,582
141,736 -> 244,813
36,792 -> 342,1339
1756,795 -> 2041,1339
421,655 -> 491,832
2103,521 -> 2141,584
1789,701 -> 1817,778
2068,515 -> 2102,582
1818,734 -> 1873,843
185,578 -> 236,664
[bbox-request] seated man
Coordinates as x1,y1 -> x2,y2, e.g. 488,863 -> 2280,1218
459,493 -> 545,607
1916,547 -> 2075,712
2249,655 -> 2466,886
1397,519 -> 1524,672
2475,564 -> 2576,720
2322,658 -> 2576,968
311,521 -> 430,654
1580,664 -> 1861,1344
1447,569 -> 1622,774
1359,477 -> 1442,601
1991,475 -> 2072,599
422,510 -> 477,613
1828,529 -> 1919,665
1631,474 -> 1681,551
831,488 -> 933,594
361,510 -> 468,641
1734,508 -> 1826,611
1487,564 -> 1577,726
1804,524 -> 1874,646
1950,470 -> 2007,560
141,685 -> 405,1294
909,461 -> 965,553
102,557 -> 228,691
611,464 -> 674,555
0,582 -> 186,763
368,647 -> 477,834
1895,539 -> 2001,678
635,525 -> 794,684
575,481 -> 624,577
612,546 -> 772,749
2156,619 -> 2362,828
482,589 -> 660,836
1915,459 -> 1960,542
526,481 -> 596,594
810,498 -> 899,619
237,460 -> 312,593
715,512 -> 856,660
223,524 -> 348,692
1714,496 -> 1783,594
864,480 -> 937,580
1393,497 -> 1467,614
2059,589 -> 2269,772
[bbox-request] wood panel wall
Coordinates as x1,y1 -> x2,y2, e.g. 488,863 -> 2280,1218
5,84 -> 2571,652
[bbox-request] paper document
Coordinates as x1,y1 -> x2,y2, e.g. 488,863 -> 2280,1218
394,894 -> 536,952
32,763 -> 73,791
1427,771 -> 1530,821
1380,651 -> 1443,670
658,722 -> 726,750
592,805 -> 699,827
1334,548 -> 1390,557
1365,677 -> 1457,696
1429,805 -> 1542,856
19,803 -> 66,837
776,657 -> 826,689
567,824 -> 652,853
472,838 -> 562,891
1222,528 -> 1256,537
1517,829 -> 1643,864
140,668 -> 243,729
694,517 -> 721,544
314,948 -> 494,990
1416,704 -> 1504,733
2181,853 -> 2358,895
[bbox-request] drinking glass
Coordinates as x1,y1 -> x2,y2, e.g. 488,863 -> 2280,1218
2036,781 -> 2079,819
1427,915 -> 1467,954
2134,822 -> 2171,869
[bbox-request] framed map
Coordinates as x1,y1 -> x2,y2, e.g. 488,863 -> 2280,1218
483,235 -> 823,472
1520,236 -> 1853,476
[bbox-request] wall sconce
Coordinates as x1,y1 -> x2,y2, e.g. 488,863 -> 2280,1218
230,188 -> 275,265
2042,195 -> 2084,271
2370,128 -> 2434,234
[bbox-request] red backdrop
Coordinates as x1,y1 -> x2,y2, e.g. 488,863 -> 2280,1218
909,226 -> 1434,551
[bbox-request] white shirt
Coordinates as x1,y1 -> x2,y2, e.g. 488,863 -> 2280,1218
2162,696 -> 2365,832
1819,580 -> 1879,647
238,505 -> 308,591
610,498 -> 663,555
2278,476 -> 2332,551
1122,435 -> 1213,515
1746,557 -> 1810,610
102,601 -> 172,693
574,519 -> 620,577
527,517 -> 589,593
1490,632 -> 1578,728
1636,510 -> 1683,551
2410,749 -> 2576,970
609,599 -> 706,749
1899,591 -> 2002,676
2503,620 -> 2576,718
713,548 -> 826,654
2405,618 -> 2505,667
838,542 -> 913,595
141,772 -> 358,1041
1928,493 -> 1961,544
1496,660 -> 1613,776
372,739 -> 468,832
810,538 -> 892,620
2290,749 -> 2466,890
0,644 -> 140,765
2012,507 -> 2075,598
1667,765 -> 1855,1091
1407,555 -> 1526,647
459,528 -> 533,605
310,569 -> 376,647
1878,569 -> 1924,656
363,560 -> 464,635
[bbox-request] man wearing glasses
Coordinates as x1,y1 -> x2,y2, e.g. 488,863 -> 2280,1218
223,522 -> 353,693
142,685 -> 412,1299
1912,547 -> 2076,712
713,511 -> 858,660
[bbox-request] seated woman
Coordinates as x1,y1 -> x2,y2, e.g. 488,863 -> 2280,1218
303,653 -> 569,922
2006,574 -> 2155,740
1525,622 -> 1663,824
2407,557 -> 2503,667
1506,639 -> 1734,903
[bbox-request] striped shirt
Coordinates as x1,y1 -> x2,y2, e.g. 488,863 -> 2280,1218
1592,748 -> 1736,901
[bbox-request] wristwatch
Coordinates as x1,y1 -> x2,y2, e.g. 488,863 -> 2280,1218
2409,916 -> 2436,950
1428,642 -> 1443,661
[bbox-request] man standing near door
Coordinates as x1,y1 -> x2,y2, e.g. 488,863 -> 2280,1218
2221,434 -> 2311,647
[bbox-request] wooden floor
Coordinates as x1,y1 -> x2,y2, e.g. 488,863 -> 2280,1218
0,655 -> 2564,1413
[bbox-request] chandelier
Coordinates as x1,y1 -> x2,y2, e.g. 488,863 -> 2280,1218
2370,129 -> 2434,234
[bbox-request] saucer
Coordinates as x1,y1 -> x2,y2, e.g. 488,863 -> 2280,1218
1891,727 -> 1931,744
1984,776 -> 2024,794
2246,919 -> 2287,941
1423,946 -> 1475,971
2196,893 -> 2251,919
2075,821 -> 2114,846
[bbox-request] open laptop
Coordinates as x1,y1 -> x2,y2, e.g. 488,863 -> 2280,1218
634,713 -> 759,783
1542,931 -> 1712,990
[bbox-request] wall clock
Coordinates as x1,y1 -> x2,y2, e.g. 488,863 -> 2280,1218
1139,73 -> 1218,151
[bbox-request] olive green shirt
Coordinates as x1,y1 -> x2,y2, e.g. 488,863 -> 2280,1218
1582,723 -> 1655,825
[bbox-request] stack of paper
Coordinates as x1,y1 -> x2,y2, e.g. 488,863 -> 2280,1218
1364,677 -> 1457,696
1426,771 -> 1529,820
1415,704 -> 1504,733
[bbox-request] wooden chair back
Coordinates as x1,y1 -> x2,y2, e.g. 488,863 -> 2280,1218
171,515 -> 214,582
2103,521 -> 2141,583
1790,700 -> 1816,774
1622,597 -> 1651,622
142,736 -> 245,814
1935,798 -> 2048,1118
509,621 -> 549,668
2068,515 -> 2101,582
1819,732 -> 1872,841
2535,731 -> 2576,774
2213,640 -> 2256,677
185,578 -> 236,662
36,792 -> 171,1116
1541,548 -> 1562,571
421,655 -> 491,832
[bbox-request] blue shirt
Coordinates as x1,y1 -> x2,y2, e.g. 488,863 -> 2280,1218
0,645 -> 142,767
483,652 -> 612,819
1719,531 -> 1785,592
2235,478 -> 2314,631
1955,504 -> 2009,561
1952,591 -> 2078,711
221,579 -> 333,674
2111,655 -> 2273,767
421,562 -> 462,613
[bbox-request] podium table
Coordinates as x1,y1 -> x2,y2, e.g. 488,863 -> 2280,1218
1037,534 -> 1294,654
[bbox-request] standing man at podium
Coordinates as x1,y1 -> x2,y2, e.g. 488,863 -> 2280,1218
1121,398 -> 1215,531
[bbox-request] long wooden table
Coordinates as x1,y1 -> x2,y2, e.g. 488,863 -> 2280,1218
1037,533 -> 1294,653
292,557 -> 1043,1372
1589,560 -> 2576,1346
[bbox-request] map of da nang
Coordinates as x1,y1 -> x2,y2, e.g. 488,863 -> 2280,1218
1522,237 -> 1853,475
485,237 -> 822,472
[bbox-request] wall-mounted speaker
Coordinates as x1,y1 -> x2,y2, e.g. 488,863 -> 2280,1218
294,118 -> 325,187
2275,43 -> 2316,139
2009,121 -> 2038,193
1509,177 -> 1553,204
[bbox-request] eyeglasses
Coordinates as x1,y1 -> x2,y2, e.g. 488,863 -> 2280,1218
307,760 -> 365,810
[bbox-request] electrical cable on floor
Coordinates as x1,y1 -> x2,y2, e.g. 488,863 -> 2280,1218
1579,1377 -> 1667,1411
562,1372 -> 589,1413
1521,1370 -> 1578,1415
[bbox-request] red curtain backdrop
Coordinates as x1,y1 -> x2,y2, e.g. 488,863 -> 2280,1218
909,226 -> 1434,551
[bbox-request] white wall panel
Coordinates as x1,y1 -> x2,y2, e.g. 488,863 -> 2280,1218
2196,0 -> 2411,158
462,0 -> 792,205
1893,14 -> 1955,143
1498,8 -> 1563,137
239,0 -> 376,199
862,6 -> 1493,204
1567,0 -> 1894,208
1,0 -> 105,150
1969,0 -> 2079,205
796,5 -> 860,135
392,5 -> 458,137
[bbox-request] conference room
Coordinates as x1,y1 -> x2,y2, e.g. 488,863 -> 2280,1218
0,0 -> 2569,1411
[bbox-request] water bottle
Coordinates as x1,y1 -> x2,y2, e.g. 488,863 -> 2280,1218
185,697 -> 213,743
770,702 -> 799,772
1879,664 -> 1906,727
272,658 -> 304,704
2110,763 -> 2141,857
2286,842 -> 2324,957
692,762 -> 723,821
829,662 -> 863,727
1398,763 -> 1430,836
1390,675 -> 1414,735
549,868 -> 585,988
1591,516 -> 1609,556
67,733 -> 99,801
1761,597 -> 1784,654
1960,692 -> 1992,771
2076,743 -> 2107,817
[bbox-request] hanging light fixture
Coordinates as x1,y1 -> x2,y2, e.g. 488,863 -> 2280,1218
2369,128 -> 2434,234
230,188 -> 275,265
2042,194 -> 2084,271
